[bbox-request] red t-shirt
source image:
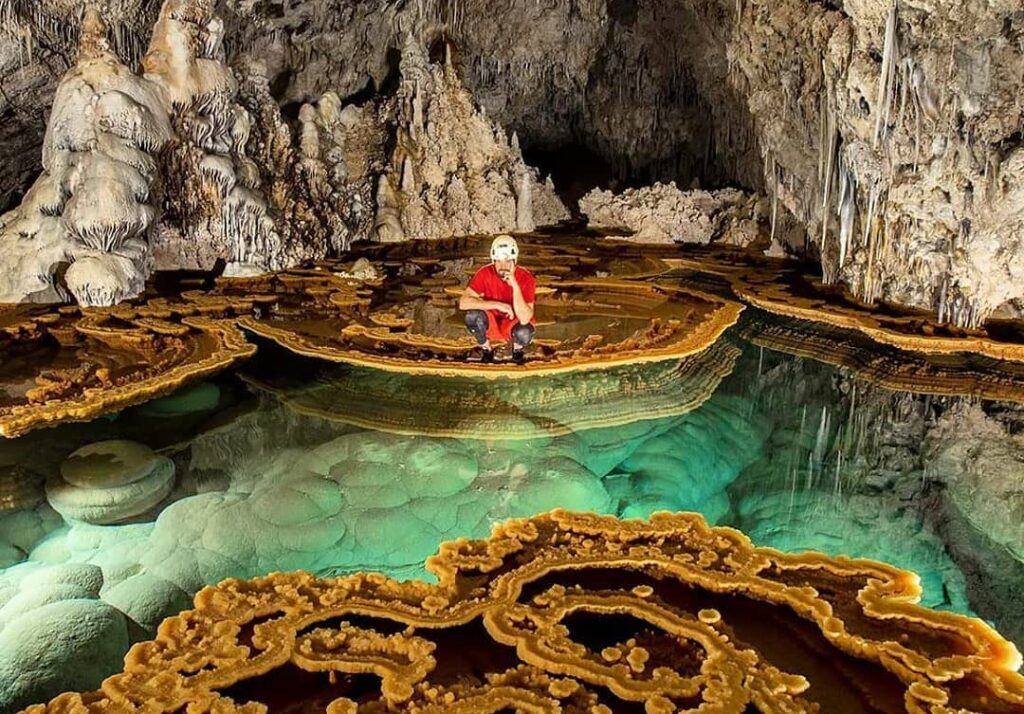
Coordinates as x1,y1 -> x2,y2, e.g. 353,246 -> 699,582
467,264 -> 536,312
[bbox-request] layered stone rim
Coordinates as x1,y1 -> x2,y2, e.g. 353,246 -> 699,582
19,511 -> 1024,713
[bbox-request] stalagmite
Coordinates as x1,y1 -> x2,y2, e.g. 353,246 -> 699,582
0,5 -> 171,305
516,172 -> 535,231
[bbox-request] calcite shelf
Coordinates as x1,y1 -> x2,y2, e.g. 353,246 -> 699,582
21,511 -> 1024,713
732,268 -> 1024,363
239,274 -> 742,379
0,303 -> 255,438
241,339 -> 741,440
9,231 -> 1024,436
649,242 -> 1024,364
742,313 -> 1024,406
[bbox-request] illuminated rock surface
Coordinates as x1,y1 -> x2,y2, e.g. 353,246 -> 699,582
608,396 -> 767,523
741,312 -> 1024,405
8,232 -> 1024,438
731,267 -> 1024,363
580,182 -> 766,246
735,490 -> 973,613
0,320 -> 1021,711
0,7 -> 171,306
0,562 -> 130,711
233,234 -> 744,378
46,441 -> 175,525
18,511 -> 1024,714
0,303 -> 256,438
241,339 -> 741,439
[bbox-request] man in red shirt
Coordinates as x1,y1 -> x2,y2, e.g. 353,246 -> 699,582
459,235 -> 536,364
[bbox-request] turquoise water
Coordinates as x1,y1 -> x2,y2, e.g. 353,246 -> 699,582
1,311 -> 1023,711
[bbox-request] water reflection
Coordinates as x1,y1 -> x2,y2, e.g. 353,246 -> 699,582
1,322 -> 1023,710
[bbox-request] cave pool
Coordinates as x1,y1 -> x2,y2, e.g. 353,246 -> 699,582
1,309 -> 1022,711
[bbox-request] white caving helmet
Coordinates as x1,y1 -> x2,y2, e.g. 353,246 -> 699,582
490,235 -> 519,262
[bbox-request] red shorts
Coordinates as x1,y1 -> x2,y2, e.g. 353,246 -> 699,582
486,310 -> 534,342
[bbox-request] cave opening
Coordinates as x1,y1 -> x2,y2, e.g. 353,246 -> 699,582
521,142 -> 620,214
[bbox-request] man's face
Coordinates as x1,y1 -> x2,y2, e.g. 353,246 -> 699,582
494,258 -> 516,276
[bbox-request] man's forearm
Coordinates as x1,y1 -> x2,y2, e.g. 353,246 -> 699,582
460,295 -> 508,312
511,286 -> 533,324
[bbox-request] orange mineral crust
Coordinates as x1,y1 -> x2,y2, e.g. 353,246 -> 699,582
22,511 -> 1024,713
730,269 -> 1024,363
0,307 -> 255,438
239,273 -> 743,378
742,313 -> 1024,404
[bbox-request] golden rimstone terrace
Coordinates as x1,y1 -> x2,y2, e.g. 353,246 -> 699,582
6,233 -> 1024,437
20,511 -> 1024,714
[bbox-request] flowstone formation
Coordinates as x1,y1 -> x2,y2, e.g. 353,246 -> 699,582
8,229 -> 1024,438
0,8 -> 171,306
20,511 -> 1024,713
736,0 -> 1024,330
355,35 -> 568,243
580,182 -> 768,247
0,562 -> 131,712
241,339 -> 741,440
46,441 -> 175,525
0,2 -> 568,307
651,243 -> 1024,364
223,233 -> 744,378
607,395 -> 768,524
2,0 -> 1023,329
142,0 -> 298,276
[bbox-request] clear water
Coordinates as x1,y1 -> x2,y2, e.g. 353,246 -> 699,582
1,311 -> 1023,710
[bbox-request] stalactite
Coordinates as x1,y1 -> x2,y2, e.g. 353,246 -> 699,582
837,161 -> 855,273
819,105 -> 838,279
873,1 -> 899,149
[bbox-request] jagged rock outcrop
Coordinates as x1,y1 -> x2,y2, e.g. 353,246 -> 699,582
580,182 -> 768,246
723,0 -> 1024,326
0,0 -> 1021,322
0,8 -> 170,305
0,2 -> 566,305
143,0 -> 320,275
924,402 -> 1024,563
301,35 -> 568,244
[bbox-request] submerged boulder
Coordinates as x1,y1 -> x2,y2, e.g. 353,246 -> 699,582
47,441 -> 175,524
0,562 -> 129,712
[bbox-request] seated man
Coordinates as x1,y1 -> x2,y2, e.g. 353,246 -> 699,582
459,235 -> 536,364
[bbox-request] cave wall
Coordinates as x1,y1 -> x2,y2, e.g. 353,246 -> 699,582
1,0 -> 1022,324
0,0 -> 761,209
